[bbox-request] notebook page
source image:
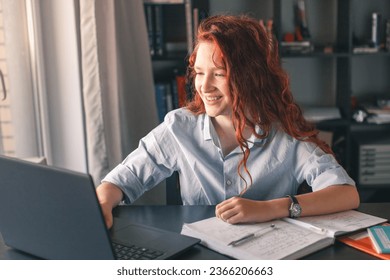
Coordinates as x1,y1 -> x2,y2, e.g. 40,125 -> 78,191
181,217 -> 332,259
296,210 -> 387,236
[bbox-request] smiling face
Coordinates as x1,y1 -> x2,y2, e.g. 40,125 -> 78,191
194,41 -> 231,119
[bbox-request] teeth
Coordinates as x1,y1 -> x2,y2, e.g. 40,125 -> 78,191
206,96 -> 221,101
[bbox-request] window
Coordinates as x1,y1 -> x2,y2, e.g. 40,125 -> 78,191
0,2 -> 15,156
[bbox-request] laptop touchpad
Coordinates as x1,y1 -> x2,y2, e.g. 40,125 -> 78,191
111,224 -> 168,248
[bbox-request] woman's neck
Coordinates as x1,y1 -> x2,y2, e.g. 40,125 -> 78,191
211,116 -> 252,156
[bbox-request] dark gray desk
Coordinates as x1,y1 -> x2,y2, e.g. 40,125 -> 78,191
1,203 -> 389,260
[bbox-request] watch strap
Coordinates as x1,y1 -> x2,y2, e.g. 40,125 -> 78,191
286,194 -> 298,204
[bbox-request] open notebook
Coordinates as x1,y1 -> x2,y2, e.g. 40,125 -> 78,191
181,210 -> 387,260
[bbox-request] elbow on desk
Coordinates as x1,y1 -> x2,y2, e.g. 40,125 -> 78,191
350,185 -> 361,210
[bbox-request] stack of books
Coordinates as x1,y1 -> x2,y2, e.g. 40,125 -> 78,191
280,41 -> 313,54
366,107 -> 390,124
338,223 -> 390,259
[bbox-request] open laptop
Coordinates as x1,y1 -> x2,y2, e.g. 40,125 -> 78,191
0,155 -> 200,260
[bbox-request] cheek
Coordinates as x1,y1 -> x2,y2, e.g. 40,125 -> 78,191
194,77 -> 202,93
219,83 -> 230,99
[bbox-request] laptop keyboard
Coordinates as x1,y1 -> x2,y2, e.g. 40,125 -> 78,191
112,242 -> 164,260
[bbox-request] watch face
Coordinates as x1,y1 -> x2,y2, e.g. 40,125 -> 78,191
291,204 -> 302,218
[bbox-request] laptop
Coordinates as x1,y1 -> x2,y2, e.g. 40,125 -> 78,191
0,155 -> 200,260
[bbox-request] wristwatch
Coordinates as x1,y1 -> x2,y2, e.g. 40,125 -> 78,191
286,195 -> 302,218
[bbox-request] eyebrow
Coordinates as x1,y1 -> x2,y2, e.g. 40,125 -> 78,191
194,65 -> 226,71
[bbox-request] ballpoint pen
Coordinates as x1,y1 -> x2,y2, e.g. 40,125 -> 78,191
282,218 -> 326,234
227,224 -> 276,247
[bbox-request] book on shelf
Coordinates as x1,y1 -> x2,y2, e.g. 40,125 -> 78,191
174,74 -> 188,108
294,0 -> 311,40
352,45 -> 380,54
144,4 -> 155,56
386,19 -> 390,52
153,5 -> 165,56
303,106 -> 341,122
154,83 -> 169,122
154,72 -> 188,122
144,2 -> 207,58
181,210 -> 387,260
366,107 -> 390,124
281,40 -> 313,54
338,223 -> 390,259
143,4 -> 169,57
367,224 -> 390,254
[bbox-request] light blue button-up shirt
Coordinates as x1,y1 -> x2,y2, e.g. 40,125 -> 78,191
103,108 -> 355,205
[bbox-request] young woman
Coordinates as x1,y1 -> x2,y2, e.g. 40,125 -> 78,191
96,15 -> 359,228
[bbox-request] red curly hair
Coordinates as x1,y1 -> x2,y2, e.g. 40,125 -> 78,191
186,15 -> 333,188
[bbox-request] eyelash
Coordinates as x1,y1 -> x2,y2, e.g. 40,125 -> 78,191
195,72 -> 225,77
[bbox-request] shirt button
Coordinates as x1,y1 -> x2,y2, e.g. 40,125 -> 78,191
226,180 -> 232,186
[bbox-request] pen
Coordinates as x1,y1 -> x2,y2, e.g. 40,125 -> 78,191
283,218 -> 326,234
227,224 -> 276,247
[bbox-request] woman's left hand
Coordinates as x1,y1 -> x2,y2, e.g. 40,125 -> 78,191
215,196 -> 275,224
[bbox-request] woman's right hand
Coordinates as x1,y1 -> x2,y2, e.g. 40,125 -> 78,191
99,201 -> 114,229
96,182 -> 124,229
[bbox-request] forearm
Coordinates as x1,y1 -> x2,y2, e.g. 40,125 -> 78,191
267,184 -> 360,220
216,184 -> 360,224
296,184 -> 360,217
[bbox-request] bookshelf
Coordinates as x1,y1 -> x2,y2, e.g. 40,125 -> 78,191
143,0 -> 390,202
143,0 -> 208,122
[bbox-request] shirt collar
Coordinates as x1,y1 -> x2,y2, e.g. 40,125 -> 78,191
203,114 -> 265,148
203,114 -> 212,141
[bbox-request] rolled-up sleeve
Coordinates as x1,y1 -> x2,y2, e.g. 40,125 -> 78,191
295,142 -> 355,191
102,122 -> 178,204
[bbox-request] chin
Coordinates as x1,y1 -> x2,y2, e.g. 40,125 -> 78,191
205,110 -> 231,119
205,109 -> 221,118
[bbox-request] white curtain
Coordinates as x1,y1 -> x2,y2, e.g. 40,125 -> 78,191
1,0 -> 41,158
78,0 -> 164,203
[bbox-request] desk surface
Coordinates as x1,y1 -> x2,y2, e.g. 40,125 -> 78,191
1,203 -> 389,260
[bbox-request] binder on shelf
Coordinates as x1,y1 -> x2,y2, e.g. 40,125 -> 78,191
165,83 -> 174,112
154,80 -> 181,122
154,83 -> 168,122
144,4 -> 155,56
184,0 -> 193,53
386,19 -> 390,52
154,5 -> 165,56
370,13 -> 381,48
294,0 -> 311,41
144,1 -> 203,58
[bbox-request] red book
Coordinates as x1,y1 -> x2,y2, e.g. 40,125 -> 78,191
175,75 -> 187,108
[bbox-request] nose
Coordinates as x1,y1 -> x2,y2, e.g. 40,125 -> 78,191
201,74 -> 215,93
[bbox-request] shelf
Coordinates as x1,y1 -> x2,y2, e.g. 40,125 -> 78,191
350,122 -> 390,132
351,51 -> 390,57
315,119 -> 350,131
281,51 -> 350,58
